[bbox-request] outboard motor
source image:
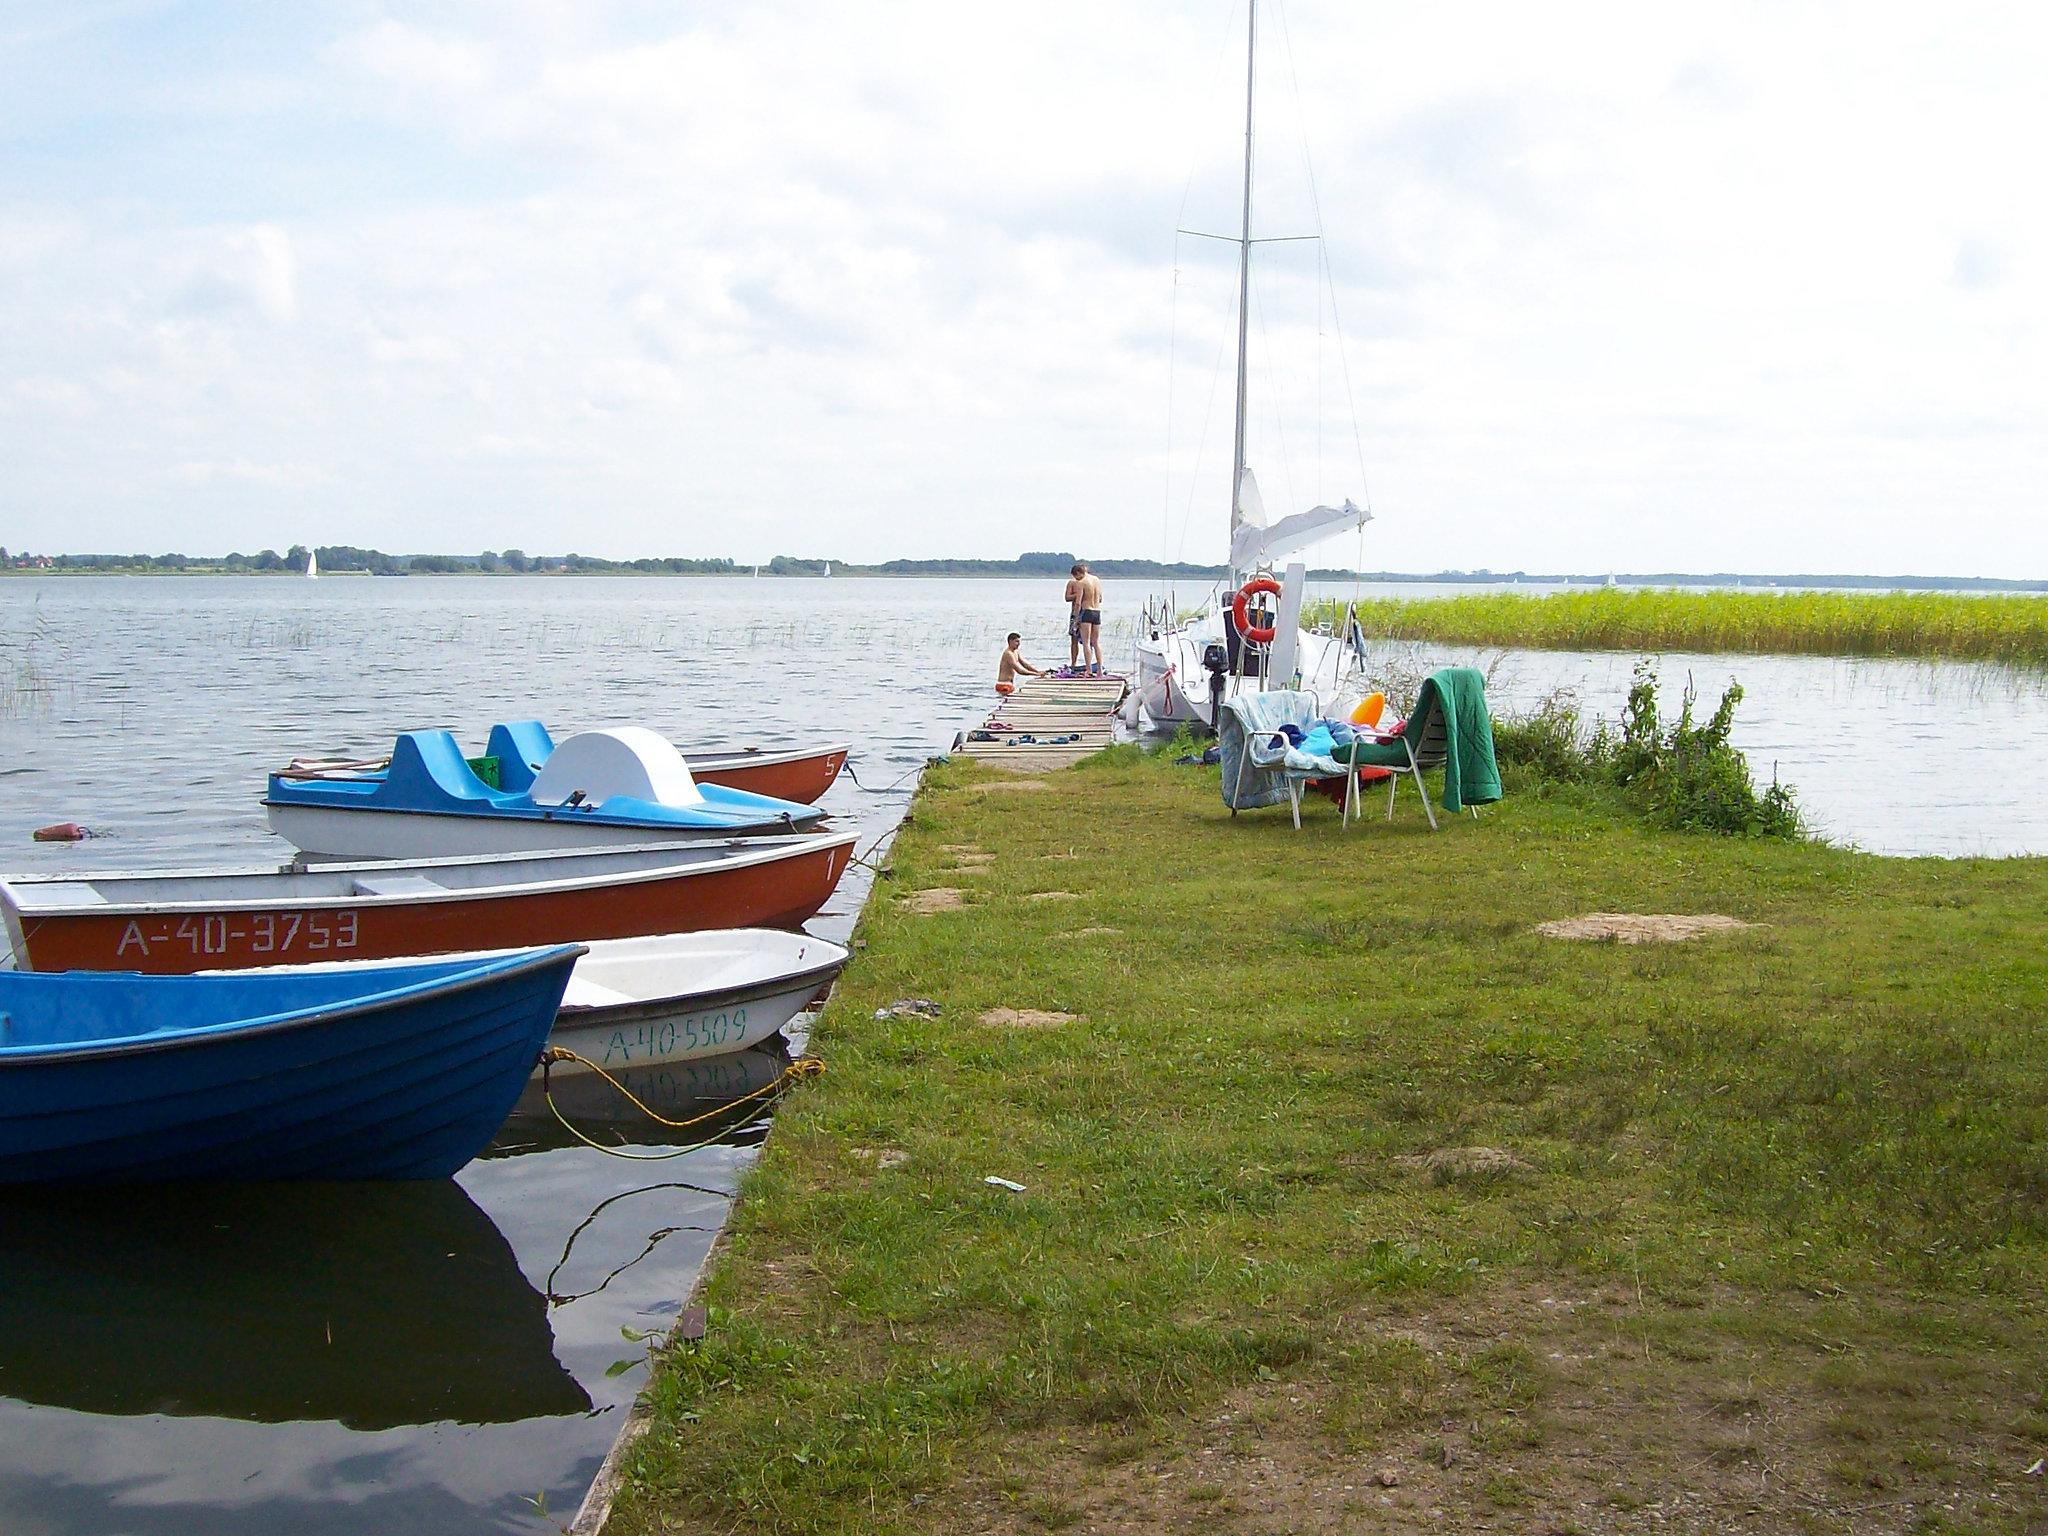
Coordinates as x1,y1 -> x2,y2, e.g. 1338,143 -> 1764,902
1201,641 -> 1230,734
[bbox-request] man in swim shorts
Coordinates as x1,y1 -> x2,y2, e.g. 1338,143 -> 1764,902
1067,562 -> 1104,675
997,632 -> 1043,695
1062,568 -> 1084,669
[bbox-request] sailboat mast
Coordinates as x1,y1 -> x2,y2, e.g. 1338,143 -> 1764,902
1228,0 -> 1256,569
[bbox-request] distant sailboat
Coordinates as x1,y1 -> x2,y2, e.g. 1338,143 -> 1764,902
822,562 -> 832,579
306,549 -> 318,581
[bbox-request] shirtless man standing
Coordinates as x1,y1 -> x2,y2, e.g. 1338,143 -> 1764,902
1062,568 -> 1085,669
1066,562 -> 1104,675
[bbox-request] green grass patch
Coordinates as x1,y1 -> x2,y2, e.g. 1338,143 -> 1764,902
1309,588 -> 2048,668
606,751 -> 2048,1535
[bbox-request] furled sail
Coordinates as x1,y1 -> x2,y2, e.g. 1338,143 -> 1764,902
1233,466 -> 1268,533
1230,497 -> 1372,571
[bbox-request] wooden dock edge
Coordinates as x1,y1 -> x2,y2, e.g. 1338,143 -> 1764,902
955,674 -> 1129,774
568,1221 -> 730,1534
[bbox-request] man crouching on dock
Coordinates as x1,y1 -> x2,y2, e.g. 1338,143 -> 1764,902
997,632 -> 1043,696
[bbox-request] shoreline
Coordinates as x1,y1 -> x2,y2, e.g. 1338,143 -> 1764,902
599,748 -> 2047,1534
7,569 -> 2047,592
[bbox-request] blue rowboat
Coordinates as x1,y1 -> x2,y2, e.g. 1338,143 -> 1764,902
0,946 -> 583,1182
265,724 -> 828,861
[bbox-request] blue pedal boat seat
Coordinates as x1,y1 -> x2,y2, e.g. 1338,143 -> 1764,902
266,725 -> 826,850
485,720 -> 556,793
0,945 -> 582,1182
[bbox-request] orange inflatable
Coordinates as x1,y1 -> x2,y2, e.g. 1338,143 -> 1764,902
1348,691 -> 1387,728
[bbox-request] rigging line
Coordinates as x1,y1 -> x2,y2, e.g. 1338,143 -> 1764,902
1173,0 -> 1244,235
1249,245 -> 1298,522
1175,297 -> 1236,564
1272,0 -> 1373,503
1164,237 -> 1182,566
1164,0 -> 1246,571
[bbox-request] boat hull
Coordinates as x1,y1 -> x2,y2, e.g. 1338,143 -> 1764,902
0,948 -> 579,1182
3,837 -> 856,975
263,798 -> 818,862
1135,622 -> 1359,729
550,933 -> 847,1070
689,744 -> 849,805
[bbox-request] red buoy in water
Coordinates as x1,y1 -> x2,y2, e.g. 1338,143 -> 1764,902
32,822 -> 86,842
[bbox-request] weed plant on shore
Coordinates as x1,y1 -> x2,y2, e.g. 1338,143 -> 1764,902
1494,662 -> 1802,838
1310,589 -> 2048,668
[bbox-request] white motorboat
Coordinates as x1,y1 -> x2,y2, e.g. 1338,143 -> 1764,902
198,928 -> 849,1070
1133,0 -> 1374,728
547,929 -> 848,1070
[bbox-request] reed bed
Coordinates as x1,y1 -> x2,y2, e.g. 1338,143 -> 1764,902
1309,589 -> 2048,668
0,655 -> 52,718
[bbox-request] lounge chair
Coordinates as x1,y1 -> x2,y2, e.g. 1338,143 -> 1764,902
1331,667 -> 1501,830
1217,690 -> 1346,830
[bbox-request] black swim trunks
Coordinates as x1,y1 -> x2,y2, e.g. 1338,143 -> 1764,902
1077,608 -> 1102,626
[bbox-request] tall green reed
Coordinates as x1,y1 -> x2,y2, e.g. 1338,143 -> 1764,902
1312,589 -> 2048,668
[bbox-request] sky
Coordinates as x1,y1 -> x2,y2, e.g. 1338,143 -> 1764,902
1,1 -> 2044,576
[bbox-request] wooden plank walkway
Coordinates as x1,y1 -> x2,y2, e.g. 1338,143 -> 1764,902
954,673 -> 1128,773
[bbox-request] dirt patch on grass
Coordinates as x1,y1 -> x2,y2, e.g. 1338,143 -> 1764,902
966,779 -> 1051,794
1024,891 -> 1082,903
902,888 -> 967,914
953,1282 -> 2042,1536
1535,912 -> 1760,944
1062,926 -> 1122,939
848,1146 -> 909,1171
979,1009 -> 1078,1029
1393,1145 -> 1529,1181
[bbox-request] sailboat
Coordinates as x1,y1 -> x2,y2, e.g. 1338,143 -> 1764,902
1133,0 -> 1373,729
306,548 -> 319,580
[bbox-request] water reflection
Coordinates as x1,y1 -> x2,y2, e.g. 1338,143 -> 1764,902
489,1048 -> 795,1158
0,1182 -> 588,1430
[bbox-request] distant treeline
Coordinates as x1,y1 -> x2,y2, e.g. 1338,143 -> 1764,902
1,545 -> 737,576
4,544 -> 2042,589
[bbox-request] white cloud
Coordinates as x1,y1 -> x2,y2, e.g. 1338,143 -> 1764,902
1,1 -> 2045,574
174,459 -> 333,489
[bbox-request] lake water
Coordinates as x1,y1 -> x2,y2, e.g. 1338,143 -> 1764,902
1,574 -> 2045,1535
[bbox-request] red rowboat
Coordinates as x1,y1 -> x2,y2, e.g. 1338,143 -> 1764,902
0,836 -> 856,976
688,743 -> 849,805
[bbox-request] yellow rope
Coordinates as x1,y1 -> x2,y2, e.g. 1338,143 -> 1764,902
537,1048 -> 825,1161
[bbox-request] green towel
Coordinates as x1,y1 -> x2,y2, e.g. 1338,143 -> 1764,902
1335,667 -> 1501,812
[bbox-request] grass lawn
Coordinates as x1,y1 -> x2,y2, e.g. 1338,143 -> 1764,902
605,749 -> 2047,1535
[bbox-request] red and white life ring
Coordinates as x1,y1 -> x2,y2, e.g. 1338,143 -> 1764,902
1231,577 -> 1282,644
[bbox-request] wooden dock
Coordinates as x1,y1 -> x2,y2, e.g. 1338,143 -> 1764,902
954,674 -> 1127,773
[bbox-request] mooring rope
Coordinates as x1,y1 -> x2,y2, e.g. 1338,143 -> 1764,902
538,1047 -> 825,1162
840,757 -> 930,795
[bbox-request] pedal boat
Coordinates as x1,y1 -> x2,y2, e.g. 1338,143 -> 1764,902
265,725 -> 827,860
